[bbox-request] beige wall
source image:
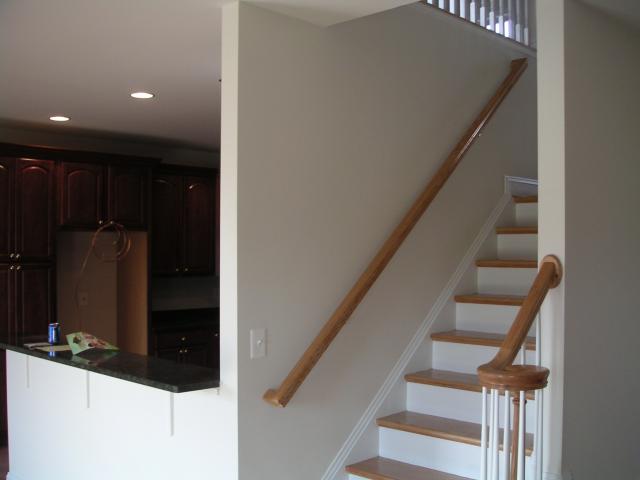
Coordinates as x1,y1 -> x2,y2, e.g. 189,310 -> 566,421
562,1 -> 640,478
57,232 -> 118,343
224,3 -> 537,478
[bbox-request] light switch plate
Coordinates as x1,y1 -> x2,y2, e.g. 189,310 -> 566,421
250,328 -> 266,359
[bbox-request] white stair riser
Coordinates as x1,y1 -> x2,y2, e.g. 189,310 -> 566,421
432,342 -> 536,375
497,234 -> 537,259
406,384 -> 536,433
455,303 -> 536,336
379,427 -> 535,480
515,203 -> 538,226
477,267 -> 537,296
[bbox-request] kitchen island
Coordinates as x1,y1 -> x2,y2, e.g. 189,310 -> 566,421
1,338 -> 233,480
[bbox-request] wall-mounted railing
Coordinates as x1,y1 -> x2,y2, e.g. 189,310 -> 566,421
423,0 -> 536,47
478,255 -> 562,480
263,58 -> 529,408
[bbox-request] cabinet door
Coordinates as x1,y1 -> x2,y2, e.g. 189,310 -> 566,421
59,162 -> 105,229
108,166 -> 148,229
151,174 -> 182,275
15,159 -> 55,261
181,342 -> 211,368
14,264 -> 54,342
0,159 -> 14,262
183,176 -> 215,275
0,265 -> 13,340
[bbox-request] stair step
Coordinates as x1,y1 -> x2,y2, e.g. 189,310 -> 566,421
431,330 -> 536,350
454,294 -> 525,306
377,412 -> 533,455
475,259 -> 537,268
405,369 -> 535,399
346,456 -> 471,480
496,226 -> 538,234
513,195 -> 538,204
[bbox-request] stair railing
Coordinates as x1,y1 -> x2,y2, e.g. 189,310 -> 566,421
263,58 -> 529,408
478,255 -> 562,480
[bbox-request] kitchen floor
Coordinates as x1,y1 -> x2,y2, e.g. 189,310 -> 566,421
0,447 -> 7,479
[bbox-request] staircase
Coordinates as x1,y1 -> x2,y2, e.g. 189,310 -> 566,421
346,194 -> 539,480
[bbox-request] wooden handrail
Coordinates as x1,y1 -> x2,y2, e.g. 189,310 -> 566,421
264,58 -> 529,408
477,254 -> 563,392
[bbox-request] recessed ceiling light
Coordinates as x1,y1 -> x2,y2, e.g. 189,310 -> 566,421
49,116 -> 70,122
130,91 -> 155,99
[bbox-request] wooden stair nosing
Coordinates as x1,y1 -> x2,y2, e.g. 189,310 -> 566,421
512,195 -> 538,204
496,226 -> 538,235
377,411 -> 534,455
404,369 -> 535,400
475,259 -> 537,268
454,294 -> 525,306
431,329 -> 536,351
346,456 -> 471,480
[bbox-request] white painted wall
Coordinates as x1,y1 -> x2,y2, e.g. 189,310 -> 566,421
222,3 -> 537,478
562,2 -> 640,478
6,351 -> 232,480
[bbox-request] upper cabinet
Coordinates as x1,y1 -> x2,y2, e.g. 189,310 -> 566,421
151,168 -> 217,276
0,157 -> 55,262
58,162 -> 104,229
59,162 -> 149,230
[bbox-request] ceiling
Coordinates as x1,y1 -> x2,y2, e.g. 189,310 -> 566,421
581,0 -> 640,29
0,0 -> 414,152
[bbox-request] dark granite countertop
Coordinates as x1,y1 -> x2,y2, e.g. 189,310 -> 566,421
0,337 -> 219,394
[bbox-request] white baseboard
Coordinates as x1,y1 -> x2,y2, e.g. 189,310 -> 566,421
7,472 -> 23,480
321,192 -> 512,480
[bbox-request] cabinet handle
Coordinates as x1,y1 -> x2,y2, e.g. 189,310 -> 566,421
184,268 -> 189,273
9,253 -> 14,259
214,333 -> 219,338
175,268 -> 180,272
15,266 -> 21,271
184,348 -> 189,354
9,266 -> 15,271
181,337 -> 187,342
14,253 -> 20,260
98,220 -> 104,226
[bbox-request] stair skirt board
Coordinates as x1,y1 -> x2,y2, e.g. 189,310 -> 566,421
496,234 -> 537,259
320,193 -> 514,480
379,427 -> 535,480
432,342 -> 536,375
454,303 -> 537,336
406,383 -> 536,433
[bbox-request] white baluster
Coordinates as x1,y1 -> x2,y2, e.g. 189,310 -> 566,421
470,0 -> 477,23
492,389 -> 500,480
460,0 -> 468,19
489,0 -> 495,31
439,0 -> 446,10
503,390 -> 511,479
488,388 -> 495,478
523,0 -> 530,45
450,0 -> 457,14
480,0 -> 486,27
498,0 -> 505,35
515,0 -> 522,43
535,389 -> 543,480
518,391 -> 526,479
481,387 -> 488,480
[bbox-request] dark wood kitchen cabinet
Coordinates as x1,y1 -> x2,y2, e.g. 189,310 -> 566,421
151,167 -> 217,276
154,327 -> 219,369
0,158 -> 14,263
59,162 -> 149,230
14,264 -> 55,341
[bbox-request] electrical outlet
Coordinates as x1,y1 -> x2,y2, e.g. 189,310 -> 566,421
78,291 -> 89,307
250,329 -> 266,359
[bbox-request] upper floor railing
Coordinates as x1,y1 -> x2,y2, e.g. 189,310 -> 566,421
423,0 -> 536,48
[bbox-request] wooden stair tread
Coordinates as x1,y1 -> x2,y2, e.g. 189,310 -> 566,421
513,195 -> 538,204
454,294 -> 525,306
405,369 -> 535,399
431,330 -> 536,350
346,457 -> 471,480
475,259 -> 537,268
496,226 -> 537,234
377,411 -> 533,455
